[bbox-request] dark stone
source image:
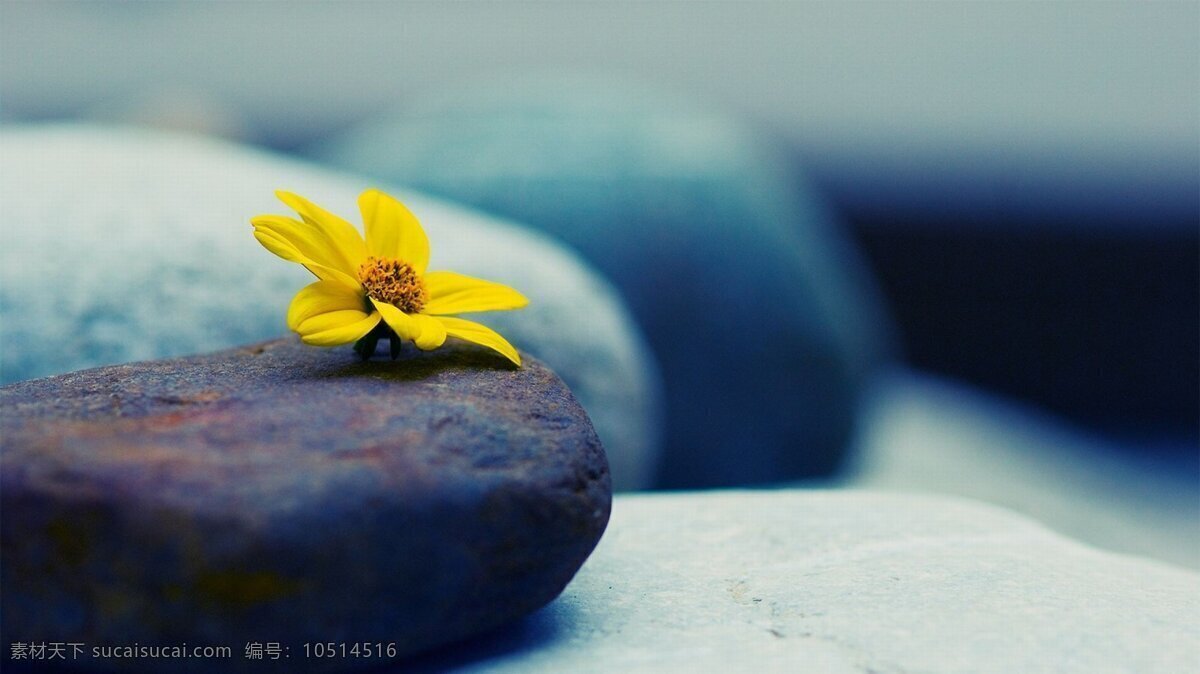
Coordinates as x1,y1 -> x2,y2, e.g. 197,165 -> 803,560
312,75 -> 894,487
0,337 -> 611,669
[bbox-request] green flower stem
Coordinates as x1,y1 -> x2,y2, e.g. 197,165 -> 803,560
352,324 -> 391,361
389,332 -> 403,360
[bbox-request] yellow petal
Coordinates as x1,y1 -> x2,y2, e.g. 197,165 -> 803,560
253,215 -> 365,287
371,298 -> 420,341
287,280 -> 367,331
252,229 -> 361,288
297,310 -> 371,334
299,311 -> 381,347
422,271 -> 529,315
411,314 -> 448,351
357,189 -> 430,273
372,299 -> 447,351
436,316 -> 521,366
276,191 -> 368,271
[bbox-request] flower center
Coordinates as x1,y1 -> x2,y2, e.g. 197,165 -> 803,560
357,256 -> 427,313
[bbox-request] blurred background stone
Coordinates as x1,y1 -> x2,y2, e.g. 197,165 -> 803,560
312,75 -> 894,488
0,125 -> 662,491
84,85 -> 253,143
841,369 -> 1200,570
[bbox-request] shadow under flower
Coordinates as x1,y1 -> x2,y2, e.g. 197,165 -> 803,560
312,339 -> 520,383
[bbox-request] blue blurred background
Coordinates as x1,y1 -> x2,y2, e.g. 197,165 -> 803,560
1,2 -> 1196,567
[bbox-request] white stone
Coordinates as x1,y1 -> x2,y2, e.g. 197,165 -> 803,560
846,370 -> 1200,570
442,491 -> 1199,673
0,125 -> 662,490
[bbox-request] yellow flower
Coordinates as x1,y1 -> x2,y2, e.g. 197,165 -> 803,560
252,189 -> 528,365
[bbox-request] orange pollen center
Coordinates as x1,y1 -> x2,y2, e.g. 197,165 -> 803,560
357,256 -> 427,313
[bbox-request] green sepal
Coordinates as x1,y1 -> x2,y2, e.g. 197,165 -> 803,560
353,332 -> 380,361
352,324 -> 384,361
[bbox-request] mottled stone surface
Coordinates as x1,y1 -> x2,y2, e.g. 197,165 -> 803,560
403,491 -> 1200,674
0,125 -> 660,491
0,337 -> 611,670
312,75 -> 893,488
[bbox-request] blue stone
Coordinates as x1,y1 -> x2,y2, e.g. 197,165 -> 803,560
312,76 -> 893,487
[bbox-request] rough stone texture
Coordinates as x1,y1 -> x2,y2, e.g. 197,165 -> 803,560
0,337 -> 612,670
311,75 -> 894,488
0,124 -> 661,490
403,491 -> 1200,674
